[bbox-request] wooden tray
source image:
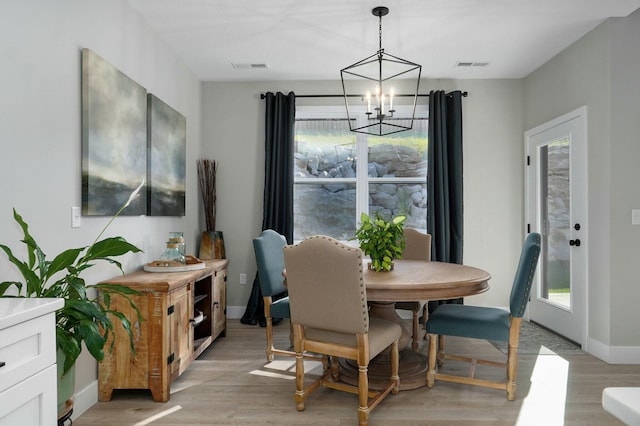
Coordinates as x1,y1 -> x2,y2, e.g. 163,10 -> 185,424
144,258 -> 206,273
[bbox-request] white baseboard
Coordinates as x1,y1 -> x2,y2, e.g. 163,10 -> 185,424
70,380 -> 98,421
587,337 -> 640,364
227,305 -> 245,319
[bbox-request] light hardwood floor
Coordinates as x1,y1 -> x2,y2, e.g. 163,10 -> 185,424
73,319 -> 638,425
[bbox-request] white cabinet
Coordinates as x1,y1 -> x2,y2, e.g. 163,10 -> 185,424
0,299 -> 63,426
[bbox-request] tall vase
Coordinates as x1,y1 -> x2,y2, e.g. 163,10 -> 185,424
57,349 -> 75,421
199,230 -> 226,259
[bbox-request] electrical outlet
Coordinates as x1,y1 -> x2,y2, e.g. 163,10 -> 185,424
239,273 -> 247,284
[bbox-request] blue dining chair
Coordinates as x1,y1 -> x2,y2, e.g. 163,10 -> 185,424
425,232 -> 541,400
253,229 -> 293,361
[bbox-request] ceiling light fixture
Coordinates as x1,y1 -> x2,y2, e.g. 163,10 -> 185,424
340,6 -> 422,136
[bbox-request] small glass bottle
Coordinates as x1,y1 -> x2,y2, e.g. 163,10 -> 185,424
159,242 -> 186,265
168,232 -> 185,256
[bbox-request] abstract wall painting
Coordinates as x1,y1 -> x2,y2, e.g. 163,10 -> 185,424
81,48 -> 147,216
147,94 -> 186,216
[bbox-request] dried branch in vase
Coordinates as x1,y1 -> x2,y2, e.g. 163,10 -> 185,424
197,158 -> 218,231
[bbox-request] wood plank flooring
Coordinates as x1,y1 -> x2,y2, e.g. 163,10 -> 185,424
73,319 -> 639,425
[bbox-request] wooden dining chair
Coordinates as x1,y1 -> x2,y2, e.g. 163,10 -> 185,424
253,229 -> 293,361
395,228 -> 432,349
425,232 -> 541,400
284,235 -> 401,426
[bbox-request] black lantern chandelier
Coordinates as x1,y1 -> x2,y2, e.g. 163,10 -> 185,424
340,6 -> 422,136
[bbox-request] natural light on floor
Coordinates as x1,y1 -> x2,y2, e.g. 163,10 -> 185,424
250,359 -> 324,380
134,405 -> 182,426
516,348 -> 569,425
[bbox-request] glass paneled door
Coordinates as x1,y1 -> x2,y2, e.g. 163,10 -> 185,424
525,107 -> 587,347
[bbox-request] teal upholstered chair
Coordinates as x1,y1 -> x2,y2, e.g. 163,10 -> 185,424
395,228 -> 432,349
253,229 -> 292,361
426,232 -> 541,400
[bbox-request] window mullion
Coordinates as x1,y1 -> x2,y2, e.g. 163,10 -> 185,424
355,115 -> 369,222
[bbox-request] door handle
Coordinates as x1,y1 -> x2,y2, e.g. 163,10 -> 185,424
569,239 -> 581,247
574,223 -> 581,231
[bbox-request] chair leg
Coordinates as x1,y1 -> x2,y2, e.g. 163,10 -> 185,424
263,297 -> 274,362
289,320 -> 294,348
426,333 -> 437,387
357,363 -> 370,426
506,344 -> 518,401
422,304 -> 428,340
411,309 -> 420,350
437,335 -> 445,367
391,340 -> 400,395
506,318 -> 522,401
293,324 -> 305,412
322,355 -> 331,374
330,356 -> 340,381
295,352 -> 305,411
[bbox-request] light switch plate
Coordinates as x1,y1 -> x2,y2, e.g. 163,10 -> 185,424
632,209 -> 640,225
71,206 -> 81,228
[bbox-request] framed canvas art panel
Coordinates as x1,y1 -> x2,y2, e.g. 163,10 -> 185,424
81,48 -> 147,216
147,94 -> 186,216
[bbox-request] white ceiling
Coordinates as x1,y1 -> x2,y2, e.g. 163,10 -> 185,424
127,0 -> 640,82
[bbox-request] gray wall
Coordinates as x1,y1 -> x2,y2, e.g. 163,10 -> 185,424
524,9 -> 640,356
0,0 -> 202,415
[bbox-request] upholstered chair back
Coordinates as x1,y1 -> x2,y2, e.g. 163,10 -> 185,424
284,235 -> 367,335
253,229 -> 287,298
509,232 -> 542,318
403,228 -> 432,261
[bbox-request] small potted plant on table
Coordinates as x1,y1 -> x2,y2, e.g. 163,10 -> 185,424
352,212 -> 407,272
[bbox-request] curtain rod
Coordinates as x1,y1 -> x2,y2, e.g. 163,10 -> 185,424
259,91 -> 468,99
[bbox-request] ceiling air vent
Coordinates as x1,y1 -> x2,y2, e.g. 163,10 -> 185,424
455,61 -> 489,67
232,63 -> 269,70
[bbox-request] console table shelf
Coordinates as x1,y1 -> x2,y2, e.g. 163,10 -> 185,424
98,259 -> 228,402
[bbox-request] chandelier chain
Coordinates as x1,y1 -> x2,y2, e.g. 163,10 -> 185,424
378,14 -> 383,51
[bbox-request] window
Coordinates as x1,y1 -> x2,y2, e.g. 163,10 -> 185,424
293,105 -> 428,242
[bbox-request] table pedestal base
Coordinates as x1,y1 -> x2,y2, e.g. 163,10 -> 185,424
338,349 -> 428,391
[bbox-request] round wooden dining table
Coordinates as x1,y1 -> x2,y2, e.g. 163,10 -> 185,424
340,259 -> 491,390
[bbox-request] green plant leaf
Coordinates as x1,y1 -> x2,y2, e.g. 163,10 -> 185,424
85,237 -> 142,262
0,281 -> 21,296
56,327 -> 82,376
0,244 -> 42,296
76,319 -> 106,361
46,248 -> 83,281
11,208 -> 37,269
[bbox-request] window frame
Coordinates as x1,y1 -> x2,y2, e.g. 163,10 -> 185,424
294,104 -> 428,241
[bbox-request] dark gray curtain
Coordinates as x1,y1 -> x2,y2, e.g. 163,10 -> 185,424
427,90 -> 464,313
241,91 -> 296,325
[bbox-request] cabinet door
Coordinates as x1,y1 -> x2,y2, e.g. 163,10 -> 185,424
212,270 -> 226,340
170,284 -> 193,378
0,364 -> 56,426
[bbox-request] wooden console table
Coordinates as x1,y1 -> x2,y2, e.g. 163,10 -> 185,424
98,259 -> 228,402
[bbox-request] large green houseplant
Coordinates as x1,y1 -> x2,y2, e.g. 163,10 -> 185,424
352,212 -> 407,271
0,183 -> 144,412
